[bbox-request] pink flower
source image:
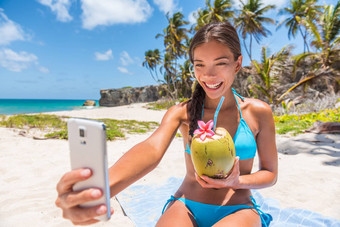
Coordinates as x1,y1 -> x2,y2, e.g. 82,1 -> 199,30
193,120 -> 215,141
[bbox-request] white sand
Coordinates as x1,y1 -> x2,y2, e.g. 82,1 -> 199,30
0,103 -> 339,226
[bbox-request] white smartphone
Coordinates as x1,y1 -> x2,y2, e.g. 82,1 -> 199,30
67,118 -> 111,221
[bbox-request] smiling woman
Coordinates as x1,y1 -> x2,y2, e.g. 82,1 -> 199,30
55,22 -> 277,227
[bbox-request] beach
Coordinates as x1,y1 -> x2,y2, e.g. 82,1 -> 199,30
0,103 -> 339,226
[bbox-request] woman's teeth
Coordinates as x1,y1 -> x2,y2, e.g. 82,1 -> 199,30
205,82 -> 222,89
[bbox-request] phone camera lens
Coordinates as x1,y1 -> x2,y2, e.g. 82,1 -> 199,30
79,128 -> 85,137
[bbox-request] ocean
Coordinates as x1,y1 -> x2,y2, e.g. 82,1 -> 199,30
0,99 -> 99,115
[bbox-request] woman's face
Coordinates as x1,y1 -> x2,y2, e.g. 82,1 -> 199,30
193,40 -> 242,100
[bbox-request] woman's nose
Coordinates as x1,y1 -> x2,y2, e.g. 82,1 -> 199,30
203,65 -> 216,77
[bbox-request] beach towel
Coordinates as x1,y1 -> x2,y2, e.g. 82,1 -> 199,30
116,177 -> 340,227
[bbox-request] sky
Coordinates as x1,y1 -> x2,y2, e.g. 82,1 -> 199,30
0,0 -> 337,100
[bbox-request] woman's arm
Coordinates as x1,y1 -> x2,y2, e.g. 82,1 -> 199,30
55,103 -> 187,225
236,100 -> 278,189
108,103 -> 185,196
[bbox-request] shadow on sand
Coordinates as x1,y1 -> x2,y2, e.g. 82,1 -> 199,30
277,133 -> 340,166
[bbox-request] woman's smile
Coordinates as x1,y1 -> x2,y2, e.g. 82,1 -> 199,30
203,81 -> 223,90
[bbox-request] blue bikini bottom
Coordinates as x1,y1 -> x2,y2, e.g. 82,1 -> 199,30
162,195 -> 272,227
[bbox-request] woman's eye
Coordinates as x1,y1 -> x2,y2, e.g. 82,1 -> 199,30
217,62 -> 227,66
195,64 -> 203,67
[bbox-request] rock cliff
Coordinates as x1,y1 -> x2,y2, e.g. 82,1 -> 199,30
99,85 -> 163,107
99,56 -> 339,107
83,100 -> 96,106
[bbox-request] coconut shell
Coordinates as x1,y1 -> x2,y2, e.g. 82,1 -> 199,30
191,127 -> 235,178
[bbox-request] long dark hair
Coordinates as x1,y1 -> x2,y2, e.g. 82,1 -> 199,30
188,22 -> 241,136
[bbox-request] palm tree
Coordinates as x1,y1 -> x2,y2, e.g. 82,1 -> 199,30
142,49 -> 162,83
304,2 -> 340,67
278,3 -> 340,102
193,0 -> 234,31
160,52 -> 177,99
157,12 -> 189,59
234,0 -> 276,61
178,59 -> 194,98
252,45 -> 292,103
277,0 -> 321,53
156,12 -> 190,99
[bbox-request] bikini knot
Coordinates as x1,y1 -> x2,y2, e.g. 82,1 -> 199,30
250,196 -> 273,227
162,195 -> 176,214
250,196 -> 260,209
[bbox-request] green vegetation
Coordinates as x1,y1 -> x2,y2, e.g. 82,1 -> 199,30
251,46 -> 292,103
0,108 -> 338,138
45,130 -> 68,140
0,114 -> 159,141
274,108 -> 340,135
0,114 -> 67,130
146,98 -> 189,110
142,0 -> 339,106
101,119 -> 158,136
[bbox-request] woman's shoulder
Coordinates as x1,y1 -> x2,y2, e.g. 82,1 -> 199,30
243,97 -> 273,119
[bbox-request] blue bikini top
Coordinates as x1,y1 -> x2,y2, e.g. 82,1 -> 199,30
185,89 -> 257,160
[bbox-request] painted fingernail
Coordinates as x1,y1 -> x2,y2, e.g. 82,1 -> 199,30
96,205 -> 107,215
81,169 -> 91,177
91,189 -> 101,198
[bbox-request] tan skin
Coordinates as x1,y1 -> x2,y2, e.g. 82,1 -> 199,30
55,40 -> 278,226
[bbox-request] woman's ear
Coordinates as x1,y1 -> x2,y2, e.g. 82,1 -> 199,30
235,55 -> 243,73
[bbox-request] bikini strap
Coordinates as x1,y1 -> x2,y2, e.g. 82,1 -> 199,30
213,96 -> 225,131
232,88 -> 244,100
162,195 -> 176,214
232,88 -> 243,119
201,96 -> 225,132
250,196 -> 273,227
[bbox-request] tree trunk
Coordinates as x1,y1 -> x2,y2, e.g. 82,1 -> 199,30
243,38 -> 252,62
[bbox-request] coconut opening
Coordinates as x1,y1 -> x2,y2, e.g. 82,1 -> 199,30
194,127 -> 227,143
215,127 -> 227,137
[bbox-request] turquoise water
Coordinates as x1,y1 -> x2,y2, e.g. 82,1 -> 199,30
0,99 -> 99,115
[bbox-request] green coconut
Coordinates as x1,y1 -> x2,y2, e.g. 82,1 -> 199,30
191,127 -> 235,179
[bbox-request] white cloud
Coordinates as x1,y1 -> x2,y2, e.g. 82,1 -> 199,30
118,66 -> 132,74
120,51 -> 134,66
262,0 -> 288,8
80,0 -> 153,30
0,48 -> 49,73
0,48 -> 38,72
0,9 -> 26,45
39,66 -> 50,74
37,0 -> 73,22
153,0 -> 178,15
188,10 -> 198,25
94,49 -> 113,61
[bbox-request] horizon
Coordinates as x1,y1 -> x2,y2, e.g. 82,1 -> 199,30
0,0 -> 337,100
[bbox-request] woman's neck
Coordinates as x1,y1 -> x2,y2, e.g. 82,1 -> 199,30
204,89 -> 235,110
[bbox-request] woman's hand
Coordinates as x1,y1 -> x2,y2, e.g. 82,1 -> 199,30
55,168 -> 113,225
195,157 -> 240,189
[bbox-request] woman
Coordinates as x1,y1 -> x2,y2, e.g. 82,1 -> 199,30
56,22 -> 278,226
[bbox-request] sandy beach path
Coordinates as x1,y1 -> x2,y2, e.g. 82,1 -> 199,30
46,103 -> 167,122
